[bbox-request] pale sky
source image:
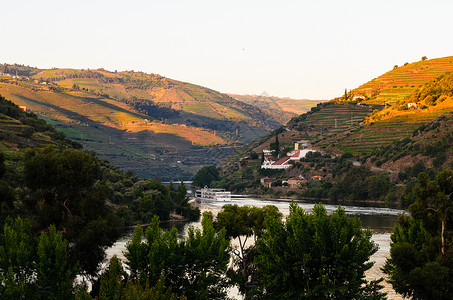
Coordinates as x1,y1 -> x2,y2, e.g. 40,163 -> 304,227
1,0 -> 453,99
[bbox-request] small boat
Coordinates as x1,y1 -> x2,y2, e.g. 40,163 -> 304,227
195,186 -> 231,202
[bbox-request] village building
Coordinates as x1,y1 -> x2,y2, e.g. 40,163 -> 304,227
287,177 -> 305,188
261,141 -> 318,169
262,149 -> 274,157
311,175 -> 323,181
287,149 -> 315,161
260,177 -> 273,188
407,102 -> 418,109
261,156 -> 291,169
294,140 -> 309,150
353,95 -> 366,101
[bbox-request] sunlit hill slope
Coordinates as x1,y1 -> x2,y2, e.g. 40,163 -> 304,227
0,65 -> 286,179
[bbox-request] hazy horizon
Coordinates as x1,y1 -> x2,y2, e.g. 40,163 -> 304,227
2,0 -> 452,99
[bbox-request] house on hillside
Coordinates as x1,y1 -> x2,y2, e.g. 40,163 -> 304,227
353,95 -> 366,101
407,103 -> 418,109
287,149 -> 315,161
288,177 -> 306,188
262,149 -> 274,157
260,177 -> 273,188
261,156 -> 291,169
294,140 -> 309,150
311,175 -> 323,181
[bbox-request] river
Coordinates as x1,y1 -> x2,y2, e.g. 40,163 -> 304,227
106,197 -> 406,299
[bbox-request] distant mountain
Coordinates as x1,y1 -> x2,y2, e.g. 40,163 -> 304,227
227,94 -> 322,124
0,64 -> 284,180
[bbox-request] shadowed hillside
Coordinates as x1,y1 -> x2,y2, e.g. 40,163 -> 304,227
0,64 -> 286,179
228,93 -> 321,124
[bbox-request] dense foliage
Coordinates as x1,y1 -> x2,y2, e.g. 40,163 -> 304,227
397,72 -> 453,110
192,165 -> 220,188
255,203 -> 384,299
0,217 -> 77,299
384,170 -> 453,299
0,95 -> 200,285
215,204 -> 282,297
125,213 -> 231,299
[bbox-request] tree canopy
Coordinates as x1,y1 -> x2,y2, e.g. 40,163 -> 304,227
255,203 -> 383,299
125,213 -> 231,299
384,170 -> 453,299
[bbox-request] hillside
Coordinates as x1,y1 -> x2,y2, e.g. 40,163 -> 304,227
227,94 -> 321,124
347,56 -> 453,105
214,56 -> 453,205
0,64 -> 284,180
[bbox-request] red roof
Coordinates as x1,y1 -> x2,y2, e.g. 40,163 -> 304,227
273,156 -> 290,165
290,150 -> 301,158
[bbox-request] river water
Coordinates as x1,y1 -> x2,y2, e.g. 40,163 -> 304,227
106,197 -> 406,299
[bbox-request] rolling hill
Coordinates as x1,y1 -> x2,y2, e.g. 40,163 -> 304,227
216,56 -> 453,197
227,94 -> 322,124
347,56 -> 453,105
0,64 -> 297,180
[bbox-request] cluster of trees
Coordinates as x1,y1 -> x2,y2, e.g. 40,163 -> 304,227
395,72 -> 452,110
369,115 -> 452,168
126,98 -> 180,119
0,145 -> 199,277
384,170 -> 453,299
0,202 -> 382,299
0,63 -> 41,77
0,217 -> 77,298
407,72 -> 453,105
97,72 -> 171,90
38,69 -> 105,82
0,95 -> 200,293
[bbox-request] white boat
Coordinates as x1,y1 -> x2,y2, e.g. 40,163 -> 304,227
195,186 -> 231,202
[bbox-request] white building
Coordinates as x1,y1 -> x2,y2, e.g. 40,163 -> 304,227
286,149 -> 315,161
261,156 -> 291,169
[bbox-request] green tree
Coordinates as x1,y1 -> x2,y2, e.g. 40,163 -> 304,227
255,203 -> 384,299
99,256 -> 126,300
24,146 -> 122,277
0,217 -> 36,298
36,225 -> 78,299
270,134 -> 280,157
77,257 -> 186,300
339,166 -> 372,200
0,217 -> 77,299
384,170 -> 453,299
192,165 -> 219,188
215,204 -> 282,298
125,213 -> 231,299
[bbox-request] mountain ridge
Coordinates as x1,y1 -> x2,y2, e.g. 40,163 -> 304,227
0,64 -> 307,179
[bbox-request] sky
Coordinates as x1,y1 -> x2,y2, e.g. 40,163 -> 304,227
1,0 -> 453,100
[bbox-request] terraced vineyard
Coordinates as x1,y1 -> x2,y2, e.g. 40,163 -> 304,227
329,108 -> 453,155
353,56 -> 453,105
289,103 -> 375,133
